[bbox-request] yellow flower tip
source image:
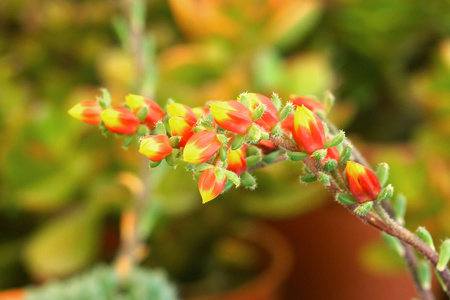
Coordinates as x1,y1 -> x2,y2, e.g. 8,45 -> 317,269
126,94 -> 145,111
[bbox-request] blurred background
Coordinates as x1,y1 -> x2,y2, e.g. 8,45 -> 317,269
1,0 -> 450,299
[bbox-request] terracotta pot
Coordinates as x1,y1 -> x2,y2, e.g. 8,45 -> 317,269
0,288 -> 24,300
185,223 -> 293,300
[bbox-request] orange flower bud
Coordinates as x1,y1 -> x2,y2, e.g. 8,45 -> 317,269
290,95 -> 325,113
167,102 -> 198,123
227,147 -> 247,176
198,168 -> 226,203
246,93 -> 278,131
68,100 -> 102,125
183,130 -> 222,164
345,161 -> 381,204
292,106 -> 325,154
126,94 -> 165,129
139,135 -> 173,162
101,107 -> 140,135
168,116 -> 196,147
210,100 -> 252,135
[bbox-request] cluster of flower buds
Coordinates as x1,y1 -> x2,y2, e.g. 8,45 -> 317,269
68,90 -> 391,211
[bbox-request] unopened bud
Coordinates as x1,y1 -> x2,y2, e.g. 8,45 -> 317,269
393,194 -> 407,225
418,260 -> 431,290
219,147 -> 227,162
169,136 -> 181,147
99,88 -> 112,109
323,159 -> 338,171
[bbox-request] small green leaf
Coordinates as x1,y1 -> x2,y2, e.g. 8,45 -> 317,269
262,150 -> 282,164
336,193 -> 357,205
392,194 -> 407,225
271,93 -> 282,111
224,170 -> 240,186
270,123 -> 284,137
247,124 -> 261,144
245,155 -> 261,167
324,131 -> 345,149
154,122 -> 166,135
214,168 -> 226,182
123,134 -> 134,147
278,102 -> 293,121
418,260 -> 431,290
98,88 -> 111,109
354,201 -> 373,215
241,172 -> 256,189
376,184 -> 394,202
311,149 -> 327,160
375,163 -> 390,187
164,153 -> 177,167
323,90 -> 335,114
437,239 -> 450,272
318,172 -> 330,185
217,134 -> 228,146
136,124 -> 150,137
219,147 -> 227,162
136,106 -> 148,122
416,227 -> 435,251
286,151 -> 309,161
231,134 -> 246,150
323,159 -> 338,171
382,232 -> 405,256
300,174 -> 317,183
186,163 -> 212,172
251,104 -> 265,121
338,145 -> 352,165
238,93 -> 250,108
260,130 -> 269,140
169,136 -> 181,147
149,160 -> 162,168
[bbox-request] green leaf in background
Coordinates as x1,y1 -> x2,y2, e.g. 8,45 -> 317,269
23,209 -> 100,279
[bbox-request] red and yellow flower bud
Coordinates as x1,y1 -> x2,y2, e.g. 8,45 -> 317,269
169,116 -> 196,147
246,93 -> 278,131
101,107 -> 140,135
198,168 -> 226,203
290,95 -> 325,113
345,161 -> 381,204
139,135 -> 173,162
183,130 -> 222,164
227,146 -> 247,176
210,100 -> 252,135
126,94 -> 165,129
280,113 -> 294,135
167,102 -> 198,123
292,106 -> 325,153
68,100 -> 103,125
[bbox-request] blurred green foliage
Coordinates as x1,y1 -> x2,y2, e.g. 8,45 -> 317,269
1,0 -> 450,294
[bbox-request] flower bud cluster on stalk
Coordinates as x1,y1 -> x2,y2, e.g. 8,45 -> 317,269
69,89 -> 450,297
